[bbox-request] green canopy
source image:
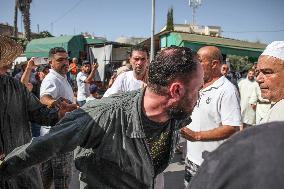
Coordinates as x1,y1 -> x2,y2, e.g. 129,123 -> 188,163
25,35 -> 86,58
160,32 -> 267,58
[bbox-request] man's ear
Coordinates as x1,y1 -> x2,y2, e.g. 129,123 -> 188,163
211,60 -> 220,69
169,82 -> 185,100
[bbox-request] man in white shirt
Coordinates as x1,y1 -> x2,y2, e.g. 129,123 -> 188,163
40,47 -> 77,189
181,46 -> 241,186
256,41 -> 284,123
76,60 -> 98,106
103,46 -> 149,97
238,69 -> 259,127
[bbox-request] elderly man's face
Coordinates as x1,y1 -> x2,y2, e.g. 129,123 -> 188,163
256,55 -> 284,102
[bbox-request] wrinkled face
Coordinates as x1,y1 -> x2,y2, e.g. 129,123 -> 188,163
247,70 -> 255,81
82,64 -> 91,74
50,52 -> 69,76
129,50 -> 149,78
256,55 -> 284,102
198,50 -> 212,83
221,64 -> 229,76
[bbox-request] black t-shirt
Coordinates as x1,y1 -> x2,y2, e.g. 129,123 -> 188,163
141,111 -> 173,176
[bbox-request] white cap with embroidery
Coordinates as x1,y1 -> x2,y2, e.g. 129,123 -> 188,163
261,41 -> 284,61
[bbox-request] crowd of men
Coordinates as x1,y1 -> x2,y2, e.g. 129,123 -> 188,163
0,34 -> 284,189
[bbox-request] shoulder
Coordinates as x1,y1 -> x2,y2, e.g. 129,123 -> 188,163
84,90 -> 140,119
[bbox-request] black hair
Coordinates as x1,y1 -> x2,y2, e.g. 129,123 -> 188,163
48,47 -> 66,58
129,45 -> 149,57
147,46 -> 198,95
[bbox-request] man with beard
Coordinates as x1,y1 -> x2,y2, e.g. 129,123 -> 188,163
257,41 -> 284,123
103,45 -> 149,97
238,69 -> 259,127
39,47 -> 77,189
181,46 -> 241,187
0,46 -> 203,189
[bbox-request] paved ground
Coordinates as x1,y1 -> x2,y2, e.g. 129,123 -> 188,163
164,153 -> 186,189
68,153 -> 185,189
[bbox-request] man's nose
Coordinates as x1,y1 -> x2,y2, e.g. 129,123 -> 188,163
256,72 -> 264,83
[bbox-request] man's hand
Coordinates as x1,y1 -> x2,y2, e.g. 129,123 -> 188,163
92,62 -> 99,70
181,127 -> 200,141
27,58 -> 37,70
57,100 -> 78,119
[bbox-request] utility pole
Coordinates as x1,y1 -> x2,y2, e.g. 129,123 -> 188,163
37,24 -> 39,33
150,0 -> 155,62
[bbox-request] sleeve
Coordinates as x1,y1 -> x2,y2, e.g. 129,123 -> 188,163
220,87 -> 242,126
103,74 -> 124,97
21,83 -> 59,126
248,85 -> 258,105
0,108 -> 106,179
40,79 -> 59,99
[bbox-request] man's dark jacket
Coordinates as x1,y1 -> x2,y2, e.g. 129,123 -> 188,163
0,89 -> 191,189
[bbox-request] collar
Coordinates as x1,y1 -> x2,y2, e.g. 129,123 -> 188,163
49,69 -> 66,79
126,88 -> 146,138
202,76 -> 226,92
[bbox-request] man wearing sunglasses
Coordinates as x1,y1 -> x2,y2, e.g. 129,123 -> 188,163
103,45 -> 149,97
39,47 -> 78,189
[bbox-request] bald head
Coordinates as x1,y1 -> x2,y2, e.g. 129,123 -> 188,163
198,46 -> 223,62
197,46 -> 223,83
72,58 -> 78,63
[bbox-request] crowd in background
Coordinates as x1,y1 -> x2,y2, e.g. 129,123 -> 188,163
1,34 -> 284,189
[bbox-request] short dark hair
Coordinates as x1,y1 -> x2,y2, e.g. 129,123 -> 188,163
82,60 -> 90,65
147,46 -> 198,94
49,47 -> 66,58
129,45 -> 149,57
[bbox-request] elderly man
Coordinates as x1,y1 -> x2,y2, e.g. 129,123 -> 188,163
0,36 -> 73,189
0,46 -> 203,189
181,46 -> 241,186
257,41 -> 284,123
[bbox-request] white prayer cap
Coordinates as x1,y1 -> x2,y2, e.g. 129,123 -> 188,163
261,41 -> 284,61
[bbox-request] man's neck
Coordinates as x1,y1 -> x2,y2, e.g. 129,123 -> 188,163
143,88 -> 170,123
133,72 -> 144,81
203,75 -> 221,89
52,69 -> 66,77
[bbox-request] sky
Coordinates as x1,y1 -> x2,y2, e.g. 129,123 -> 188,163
1,0 -> 283,44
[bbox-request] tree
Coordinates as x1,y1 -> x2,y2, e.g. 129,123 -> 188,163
13,0 -> 18,38
33,31 -> 54,39
17,0 -> 32,41
166,7 -> 174,31
227,55 -> 254,73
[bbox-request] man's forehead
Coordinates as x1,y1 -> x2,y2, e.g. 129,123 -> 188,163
131,51 -> 147,57
53,52 -> 67,58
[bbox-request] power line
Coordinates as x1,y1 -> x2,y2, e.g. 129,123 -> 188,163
222,29 -> 284,34
42,0 -> 85,31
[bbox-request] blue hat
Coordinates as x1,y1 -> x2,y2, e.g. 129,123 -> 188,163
89,84 -> 98,93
